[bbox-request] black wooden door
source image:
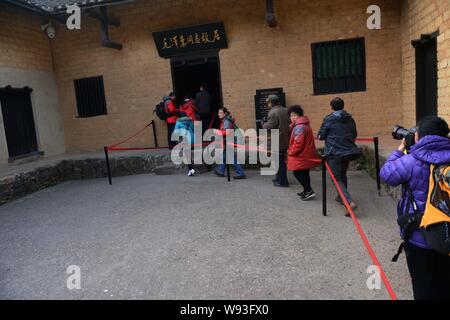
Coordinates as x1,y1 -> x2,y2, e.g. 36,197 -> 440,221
415,37 -> 438,122
0,87 -> 38,159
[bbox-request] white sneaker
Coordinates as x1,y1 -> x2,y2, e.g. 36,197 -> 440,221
188,169 -> 196,176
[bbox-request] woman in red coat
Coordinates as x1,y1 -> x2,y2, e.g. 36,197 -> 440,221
287,105 -> 321,200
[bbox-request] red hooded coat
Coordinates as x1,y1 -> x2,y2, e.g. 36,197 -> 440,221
287,116 -> 321,171
180,99 -> 200,121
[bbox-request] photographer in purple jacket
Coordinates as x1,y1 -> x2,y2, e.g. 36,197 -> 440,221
380,116 -> 450,300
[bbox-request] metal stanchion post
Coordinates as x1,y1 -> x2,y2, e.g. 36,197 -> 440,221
223,135 -> 231,182
374,137 -> 381,196
322,155 -> 327,217
104,146 -> 112,185
151,120 -> 158,149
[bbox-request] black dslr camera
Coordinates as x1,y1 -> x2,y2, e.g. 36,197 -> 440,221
392,125 -> 417,151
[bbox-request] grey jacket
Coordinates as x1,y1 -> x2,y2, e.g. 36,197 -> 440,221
262,105 -> 290,152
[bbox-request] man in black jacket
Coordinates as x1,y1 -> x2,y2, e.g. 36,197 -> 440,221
318,97 -> 361,215
195,84 -> 212,133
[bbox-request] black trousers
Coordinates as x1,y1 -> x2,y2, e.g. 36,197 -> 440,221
275,152 -> 289,186
404,242 -> 450,300
200,113 -> 212,133
167,123 -> 176,149
293,169 -> 312,192
326,155 -> 353,203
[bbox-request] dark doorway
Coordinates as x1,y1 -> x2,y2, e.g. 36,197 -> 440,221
0,87 -> 39,159
171,52 -> 222,127
414,33 -> 438,122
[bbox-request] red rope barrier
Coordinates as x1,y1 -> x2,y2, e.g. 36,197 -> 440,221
108,141 -> 221,152
208,114 -> 216,130
324,160 -> 397,300
107,114 -> 219,153
315,137 -> 375,143
108,122 -> 153,149
108,147 -> 170,151
355,138 -> 376,143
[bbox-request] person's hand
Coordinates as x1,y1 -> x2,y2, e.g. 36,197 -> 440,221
398,139 -> 407,152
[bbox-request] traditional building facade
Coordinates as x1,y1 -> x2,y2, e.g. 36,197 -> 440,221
0,0 -> 449,168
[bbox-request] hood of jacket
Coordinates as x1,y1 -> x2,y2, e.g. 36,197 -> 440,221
330,110 -> 353,122
411,135 -> 450,165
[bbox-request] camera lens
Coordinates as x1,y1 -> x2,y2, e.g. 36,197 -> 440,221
392,125 -> 411,140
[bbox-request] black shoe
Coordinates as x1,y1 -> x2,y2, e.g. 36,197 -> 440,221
272,179 -> 279,184
273,182 -> 289,188
234,175 -> 247,180
335,196 -> 344,206
301,190 -> 316,201
214,171 -> 225,177
297,191 -> 306,198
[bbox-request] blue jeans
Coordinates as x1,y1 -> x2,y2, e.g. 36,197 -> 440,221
216,153 -> 245,177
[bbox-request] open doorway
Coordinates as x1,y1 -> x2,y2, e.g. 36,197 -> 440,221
0,87 -> 39,160
171,52 -> 223,128
413,33 -> 438,122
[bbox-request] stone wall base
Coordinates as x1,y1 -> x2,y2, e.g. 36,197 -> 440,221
0,147 -> 401,206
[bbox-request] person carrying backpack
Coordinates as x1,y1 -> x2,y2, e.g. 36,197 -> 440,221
165,92 -> 179,149
380,116 -> 450,300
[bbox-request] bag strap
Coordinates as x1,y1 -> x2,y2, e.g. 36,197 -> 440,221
392,184 -> 423,262
392,243 -> 404,262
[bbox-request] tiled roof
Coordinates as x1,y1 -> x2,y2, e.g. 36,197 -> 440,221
13,0 -> 133,12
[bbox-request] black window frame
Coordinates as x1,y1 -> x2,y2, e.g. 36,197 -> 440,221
311,37 -> 366,95
74,75 -> 107,118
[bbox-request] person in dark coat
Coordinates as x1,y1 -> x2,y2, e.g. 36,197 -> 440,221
380,116 -> 450,300
262,94 -> 291,188
287,105 -> 321,200
195,84 -> 212,133
318,97 -> 361,214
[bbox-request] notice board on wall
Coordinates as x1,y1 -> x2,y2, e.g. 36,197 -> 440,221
254,88 -> 286,129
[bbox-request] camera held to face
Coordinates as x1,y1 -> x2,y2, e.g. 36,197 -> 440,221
392,125 -> 417,151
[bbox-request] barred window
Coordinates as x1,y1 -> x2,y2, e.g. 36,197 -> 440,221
311,38 -> 366,95
74,76 -> 107,118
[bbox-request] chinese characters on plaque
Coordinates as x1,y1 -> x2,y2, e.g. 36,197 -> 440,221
153,22 -> 228,58
162,30 -> 222,50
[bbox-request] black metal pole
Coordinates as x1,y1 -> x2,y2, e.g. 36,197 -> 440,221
374,137 -> 381,196
104,146 -> 112,185
322,156 -> 327,217
224,135 -> 231,182
151,120 -> 158,149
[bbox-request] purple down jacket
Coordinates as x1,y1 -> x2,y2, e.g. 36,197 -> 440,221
380,135 -> 450,249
